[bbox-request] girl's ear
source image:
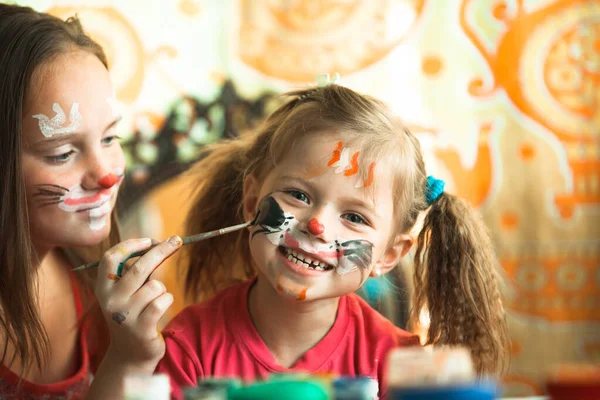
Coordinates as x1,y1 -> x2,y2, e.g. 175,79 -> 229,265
372,234 -> 414,276
243,174 -> 260,223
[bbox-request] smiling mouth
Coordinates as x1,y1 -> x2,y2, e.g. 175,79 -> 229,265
278,246 -> 334,271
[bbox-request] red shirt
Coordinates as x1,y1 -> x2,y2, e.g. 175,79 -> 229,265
0,271 -> 92,399
156,279 -> 420,399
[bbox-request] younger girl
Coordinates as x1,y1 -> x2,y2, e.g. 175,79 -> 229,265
0,5 -> 179,398
156,83 -> 509,398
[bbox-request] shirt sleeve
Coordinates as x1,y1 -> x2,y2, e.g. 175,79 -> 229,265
155,333 -> 203,400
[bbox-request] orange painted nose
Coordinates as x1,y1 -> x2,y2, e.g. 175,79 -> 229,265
98,173 -> 119,188
307,218 -> 324,235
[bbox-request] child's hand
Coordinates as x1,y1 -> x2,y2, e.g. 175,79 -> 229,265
95,236 -> 182,372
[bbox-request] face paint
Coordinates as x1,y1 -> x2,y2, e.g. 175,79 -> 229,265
251,195 -> 374,275
32,102 -> 83,138
32,168 -> 124,230
111,311 -> 128,325
307,218 -> 324,235
355,162 -> 376,188
275,271 -> 308,301
313,142 -> 375,187
98,173 -> 119,188
107,273 -> 120,281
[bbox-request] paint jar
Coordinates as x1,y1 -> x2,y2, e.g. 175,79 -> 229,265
388,381 -> 498,400
124,373 -> 170,400
333,376 -> 379,400
386,347 -> 475,388
228,380 -> 329,400
385,347 -> 498,399
546,363 -> 600,400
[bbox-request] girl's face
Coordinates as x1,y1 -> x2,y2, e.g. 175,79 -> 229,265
21,51 -> 125,250
244,133 -> 412,302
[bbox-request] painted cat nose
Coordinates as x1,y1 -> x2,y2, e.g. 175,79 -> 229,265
307,218 -> 325,235
98,173 -> 118,189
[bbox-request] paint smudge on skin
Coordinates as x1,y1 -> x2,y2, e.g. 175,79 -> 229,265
251,195 -> 374,275
107,273 -> 120,281
304,165 -> 329,180
32,102 -> 82,138
111,311 -> 128,325
297,289 -> 307,301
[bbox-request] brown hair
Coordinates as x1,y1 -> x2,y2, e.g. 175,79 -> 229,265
0,4 -> 117,376
183,84 -> 509,376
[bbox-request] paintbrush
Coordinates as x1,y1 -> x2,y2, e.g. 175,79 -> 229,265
71,220 -> 254,273
71,194 -> 285,274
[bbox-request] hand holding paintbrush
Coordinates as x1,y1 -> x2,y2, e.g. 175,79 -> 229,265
72,195 -> 282,276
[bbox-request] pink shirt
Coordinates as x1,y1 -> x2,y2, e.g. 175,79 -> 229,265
156,280 -> 420,399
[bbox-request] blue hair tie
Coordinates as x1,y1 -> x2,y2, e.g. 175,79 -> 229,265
425,175 -> 445,206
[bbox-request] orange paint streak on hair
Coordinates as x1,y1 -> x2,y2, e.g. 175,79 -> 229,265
327,141 -> 343,167
344,151 -> 360,176
363,162 -> 376,187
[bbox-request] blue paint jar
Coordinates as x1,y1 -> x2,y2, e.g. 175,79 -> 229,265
388,381 -> 498,400
333,376 -> 379,400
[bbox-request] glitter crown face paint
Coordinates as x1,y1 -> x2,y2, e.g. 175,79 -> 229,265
32,102 -> 83,137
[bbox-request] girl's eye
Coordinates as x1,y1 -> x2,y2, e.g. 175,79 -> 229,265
286,190 -> 310,204
102,135 -> 121,145
47,151 -> 75,164
342,213 -> 367,225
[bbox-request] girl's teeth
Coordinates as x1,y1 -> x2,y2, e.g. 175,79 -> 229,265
285,248 -> 329,271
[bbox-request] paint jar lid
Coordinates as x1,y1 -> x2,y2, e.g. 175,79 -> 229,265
124,373 -> 170,400
387,347 -> 475,388
228,380 -> 329,400
333,376 -> 379,400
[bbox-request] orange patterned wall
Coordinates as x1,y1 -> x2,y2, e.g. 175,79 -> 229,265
19,0 -> 599,396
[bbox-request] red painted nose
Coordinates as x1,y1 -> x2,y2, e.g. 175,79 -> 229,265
98,173 -> 119,189
307,218 -> 324,235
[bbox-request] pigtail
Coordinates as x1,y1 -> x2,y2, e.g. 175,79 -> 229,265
412,193 -> 509,376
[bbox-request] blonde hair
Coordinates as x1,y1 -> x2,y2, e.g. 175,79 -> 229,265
183,84 -> 509,376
